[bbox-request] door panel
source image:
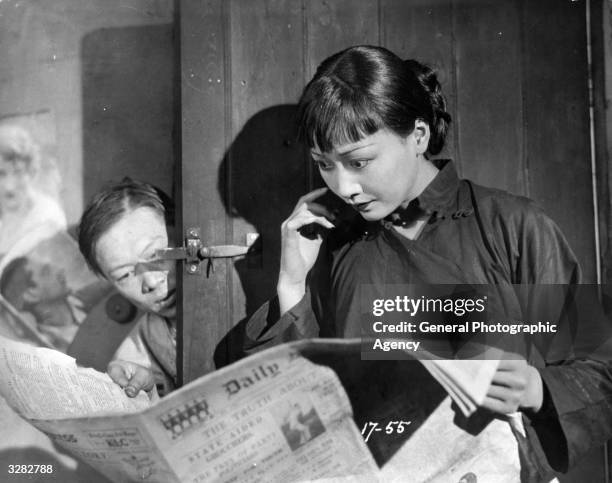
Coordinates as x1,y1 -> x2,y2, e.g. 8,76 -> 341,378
179,0 -> 229,381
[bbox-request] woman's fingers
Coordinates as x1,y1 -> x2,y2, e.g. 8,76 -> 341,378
481,396 -> 516,414
295,187 -> 329,206
490,369 -> 526,389
285,213 -> 335,232
304,201 -> 336,221
291,188 -> 338,220
486,384 -> 520,402
480,358 -> 542,414
496,358 -> 525,371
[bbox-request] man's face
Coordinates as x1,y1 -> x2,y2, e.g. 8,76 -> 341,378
0,157 -> 32,212
95,207 -> 176,320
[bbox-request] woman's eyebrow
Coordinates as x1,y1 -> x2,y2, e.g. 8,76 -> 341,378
337,143 -> 375,155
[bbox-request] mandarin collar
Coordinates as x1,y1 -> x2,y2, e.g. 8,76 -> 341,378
379,159 -> 461,230
415,159 -> 460,216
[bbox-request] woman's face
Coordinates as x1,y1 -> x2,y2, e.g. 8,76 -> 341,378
0,157 -> 33,212
95,207 -> 176,320
311,128 -> 434,221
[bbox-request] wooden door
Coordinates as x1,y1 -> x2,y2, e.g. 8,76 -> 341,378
179,1 -> 608,480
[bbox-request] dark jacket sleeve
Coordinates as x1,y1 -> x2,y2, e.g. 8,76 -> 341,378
243,236 -> 336,354
243,291 -> 320,354
511,200 -> 612,473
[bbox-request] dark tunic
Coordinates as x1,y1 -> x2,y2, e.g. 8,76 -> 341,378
244,160 -> 612,480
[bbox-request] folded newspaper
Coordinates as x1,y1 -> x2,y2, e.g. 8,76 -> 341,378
0,335 -> 521,482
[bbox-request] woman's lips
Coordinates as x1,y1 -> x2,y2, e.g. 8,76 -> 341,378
354,200 -> 374,211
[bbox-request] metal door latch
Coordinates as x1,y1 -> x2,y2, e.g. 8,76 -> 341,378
154,227 -> 258,276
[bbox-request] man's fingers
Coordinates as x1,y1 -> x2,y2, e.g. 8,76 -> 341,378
107,361 -> 154,398
125,367 -> 155,397
107,361 -> 131,388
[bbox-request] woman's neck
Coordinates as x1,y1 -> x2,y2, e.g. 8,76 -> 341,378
400,158 -> 440,210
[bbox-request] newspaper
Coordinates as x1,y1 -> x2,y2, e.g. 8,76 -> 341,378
0,338 -> 150,420
0,335 -> 521,483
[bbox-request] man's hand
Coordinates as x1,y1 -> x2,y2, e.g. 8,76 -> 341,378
107,359 -> 155,398
482,358 -> 544,414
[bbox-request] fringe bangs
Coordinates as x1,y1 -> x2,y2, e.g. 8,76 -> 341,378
299,80 -> 382,153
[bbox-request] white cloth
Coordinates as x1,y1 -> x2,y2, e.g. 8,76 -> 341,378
0,189 -> 67,273
112,313 -> 154,369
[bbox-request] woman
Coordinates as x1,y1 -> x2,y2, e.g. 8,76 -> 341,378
245,45 -> 612,479
0,125 -> 67,270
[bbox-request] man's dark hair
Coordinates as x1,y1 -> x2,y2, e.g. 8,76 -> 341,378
78,178 -> 174,277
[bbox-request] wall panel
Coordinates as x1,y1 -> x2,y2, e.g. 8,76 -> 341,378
382,0 -> 456,163
522,0 -> 596,281
453,0 -> 524,194
227,0 -> 306,330
307,0 -> 380,79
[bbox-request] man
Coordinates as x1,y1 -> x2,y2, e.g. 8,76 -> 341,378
78,178 -> 176,397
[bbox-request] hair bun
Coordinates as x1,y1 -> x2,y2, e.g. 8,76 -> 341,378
404,59 -> 451,155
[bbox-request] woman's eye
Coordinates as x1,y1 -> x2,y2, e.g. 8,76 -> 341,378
349,159 -> 370,169
314,160 -> 334,171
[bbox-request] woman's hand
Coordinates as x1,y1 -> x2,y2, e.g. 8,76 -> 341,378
481,358 -> 543,414
107,359 -> 155,398
278,187 -> 336,314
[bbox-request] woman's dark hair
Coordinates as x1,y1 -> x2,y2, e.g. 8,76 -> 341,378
78,178 -> 174,277
297,45 -> 451,156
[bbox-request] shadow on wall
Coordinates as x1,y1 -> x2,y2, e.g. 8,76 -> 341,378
81,23 -> 176,203
214,105 -> 310,366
